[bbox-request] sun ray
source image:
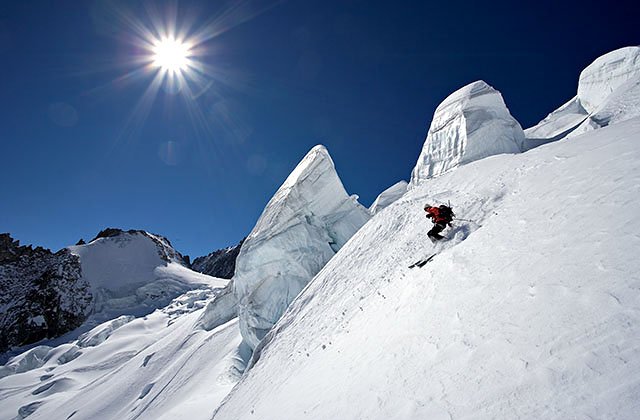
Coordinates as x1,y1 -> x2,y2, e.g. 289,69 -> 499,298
92,0 -> 282,172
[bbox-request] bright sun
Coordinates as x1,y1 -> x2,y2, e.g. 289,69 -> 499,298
152,37 -> 191,73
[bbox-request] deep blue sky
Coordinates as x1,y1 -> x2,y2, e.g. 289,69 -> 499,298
0,0 -> 637,258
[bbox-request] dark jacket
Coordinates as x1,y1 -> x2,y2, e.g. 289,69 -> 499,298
425,206 -> 452,224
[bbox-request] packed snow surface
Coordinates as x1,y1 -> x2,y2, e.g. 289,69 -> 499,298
213,117 -> 640,420
369,180 -> 408,215
410,80 -> 524,185
233,145 -> 370,349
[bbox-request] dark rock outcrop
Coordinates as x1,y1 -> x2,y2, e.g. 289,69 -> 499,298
192,238 -> 245,279
0,234 -> 91,356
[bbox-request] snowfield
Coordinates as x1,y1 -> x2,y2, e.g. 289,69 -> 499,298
0,288 -> 244,420
213,117 -> 640,420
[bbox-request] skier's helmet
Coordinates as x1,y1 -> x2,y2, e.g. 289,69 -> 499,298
424,204 -> 431,210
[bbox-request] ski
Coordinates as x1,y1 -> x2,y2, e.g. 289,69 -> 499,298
408,253 -> 436,268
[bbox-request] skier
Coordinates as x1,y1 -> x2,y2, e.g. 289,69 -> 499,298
424,203 -> 454,241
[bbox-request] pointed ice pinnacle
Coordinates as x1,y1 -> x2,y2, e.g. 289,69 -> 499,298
233,145 -> 371,350
409,80 -> 525,186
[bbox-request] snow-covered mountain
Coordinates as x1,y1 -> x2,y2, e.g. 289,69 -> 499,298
0,288 -> 242,420
66,229 -> 223,325
0,230 -> 234,420
2,46 -> 640,420
525,46 -> 640,143
410,80 -> 524,186
232,145 -> 370,349
0,228 -> 224,364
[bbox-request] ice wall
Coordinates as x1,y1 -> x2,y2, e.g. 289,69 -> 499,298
410,80 -> 524,186
577,46 -> 640,114
233,145 -> 370,349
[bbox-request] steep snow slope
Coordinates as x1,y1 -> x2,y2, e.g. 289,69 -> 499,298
0,286 -> 245,420
526,46 -> 640,143
369,180 -> 408,215
233,145 -> 370,349
410,80 -> 524,185
213,118 -> 640,420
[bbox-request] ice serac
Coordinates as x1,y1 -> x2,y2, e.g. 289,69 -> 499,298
369,180 -> 408,215
526,46 -> 640,143
523,96 -> 588,145
577,46 -> 640,114
569,47 -> 640,137
233,145 -> 370,349
409,80 -> 524,186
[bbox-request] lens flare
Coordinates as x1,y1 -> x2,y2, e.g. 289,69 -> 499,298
92,0 -> 280,162
152,37 -> 191,73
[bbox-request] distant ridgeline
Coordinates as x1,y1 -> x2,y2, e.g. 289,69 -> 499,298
191,238 -> 245,279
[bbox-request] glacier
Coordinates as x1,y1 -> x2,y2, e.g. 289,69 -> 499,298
232,145 -> 371,349
523,96 -> 588,144
409,80 -> 524,186
213,116 -> 640,420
